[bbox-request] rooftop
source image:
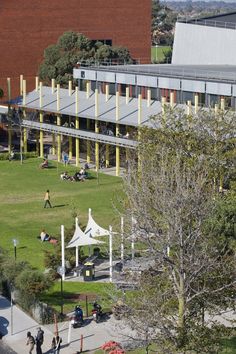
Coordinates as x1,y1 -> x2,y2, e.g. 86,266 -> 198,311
81,64 -> 236,83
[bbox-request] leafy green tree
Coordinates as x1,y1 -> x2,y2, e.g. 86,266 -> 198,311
152,0 -> 177,46
39,31 -> 132,86
120,107 -> 236,353
15,270 -> 52,297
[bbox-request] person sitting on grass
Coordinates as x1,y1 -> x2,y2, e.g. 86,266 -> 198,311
40,229 -> 51,242
40,158 -> 48,169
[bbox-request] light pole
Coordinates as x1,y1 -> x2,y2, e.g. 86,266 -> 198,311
57,266 -> 65,315
156,44 -> 158,63
10,284 -> 13,335
12,239 -> 18,261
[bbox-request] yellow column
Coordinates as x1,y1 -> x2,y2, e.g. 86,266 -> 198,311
7,77 -> 11,103
95,88 -> 99,171
57,84 -> 61,162
7,78 -> 12,153
137,94 -> 142,172
39,82 -> 44,158
220,97 -> 225,111
138,94 -> 142,125
35,76 -> 39,91
87,119 -> 91,163
23,80 -> 27,153
187,100 -> 192,116
68,80 -> 72,96
194,94 -> 199,114
20,74 -> 23,96
116,91 -> 120,176
69,135 -> 72,160
86,81 -> 90,99
170,92 -> 174,108
75,86 -> 80,167
105,144 -> 109,167
147,89 -> 151,107
105,84 -> 109,102
161,96 -> 166,113
51,79 -> 55,94
52,134 -> 56,155
126,86 -> 129,104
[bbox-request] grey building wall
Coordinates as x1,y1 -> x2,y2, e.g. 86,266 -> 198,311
172,22 -> 236,65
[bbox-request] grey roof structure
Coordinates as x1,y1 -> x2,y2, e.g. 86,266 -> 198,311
20,86 -> 163,128
78,64 -> 236,83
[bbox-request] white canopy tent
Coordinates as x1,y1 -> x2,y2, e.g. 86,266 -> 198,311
67,217 -> 103,267
84,209 -> 115,281
84,208 -> 110,237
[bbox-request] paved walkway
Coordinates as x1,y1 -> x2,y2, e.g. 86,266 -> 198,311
0,295 -> 133,354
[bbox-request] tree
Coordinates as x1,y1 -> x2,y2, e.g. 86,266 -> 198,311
119,107 -> 236,353
152,0 -> 177,46
15,270 -> 52,297
39,31 -> 133,86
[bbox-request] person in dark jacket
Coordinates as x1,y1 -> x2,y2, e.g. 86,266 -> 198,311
36,327 -> 44,354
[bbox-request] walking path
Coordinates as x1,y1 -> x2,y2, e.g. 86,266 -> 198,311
0,295 -> 133,354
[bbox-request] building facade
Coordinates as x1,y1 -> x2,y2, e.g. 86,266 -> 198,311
172,12 -> 236,65
0,0 -> 151,99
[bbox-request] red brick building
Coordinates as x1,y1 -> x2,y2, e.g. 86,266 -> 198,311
0,0 -> 151,99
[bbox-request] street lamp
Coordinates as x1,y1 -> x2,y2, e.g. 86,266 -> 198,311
12,239 -> 18,260
57,266 -> 65,315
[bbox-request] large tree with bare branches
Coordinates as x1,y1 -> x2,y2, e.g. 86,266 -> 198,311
120,107 -> 236,353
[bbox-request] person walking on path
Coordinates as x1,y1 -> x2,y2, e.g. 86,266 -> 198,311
35,327 -> 44,354
26,331 -> 35,354
44,189 -> 52,208
51,334 -> 62,353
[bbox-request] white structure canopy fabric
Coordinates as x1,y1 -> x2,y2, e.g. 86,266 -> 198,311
67,218 -> 103,248
84,208 -> 110,237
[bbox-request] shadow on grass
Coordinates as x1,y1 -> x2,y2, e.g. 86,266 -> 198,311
53,204 -> 68,208
40,166 -> 57,169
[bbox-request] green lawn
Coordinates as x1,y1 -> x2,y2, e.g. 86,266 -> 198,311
151,45 -> 171,63
40,281 -> 115,315
0,158 -> 123,269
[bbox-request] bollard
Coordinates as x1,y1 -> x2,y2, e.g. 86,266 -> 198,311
80,334 -> 83,353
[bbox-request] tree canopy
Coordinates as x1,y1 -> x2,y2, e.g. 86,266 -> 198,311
119,106 -> 236,353
39,31 -> 133,86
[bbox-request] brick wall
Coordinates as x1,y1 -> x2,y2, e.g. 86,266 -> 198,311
0,0 -> 151,99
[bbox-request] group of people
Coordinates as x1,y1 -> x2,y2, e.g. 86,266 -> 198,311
60,167 -> 88,182
26,327 -> 62,354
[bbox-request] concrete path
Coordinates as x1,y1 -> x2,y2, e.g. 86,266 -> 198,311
0,295 -> 132,354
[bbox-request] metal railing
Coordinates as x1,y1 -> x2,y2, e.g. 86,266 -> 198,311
77,64 -> 236,83
177,16 -> 236,30
21,120 -> 138,149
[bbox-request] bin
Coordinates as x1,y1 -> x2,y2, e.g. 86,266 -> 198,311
83,262 -> 95,281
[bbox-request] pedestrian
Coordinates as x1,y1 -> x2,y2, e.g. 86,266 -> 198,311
26,331 -> 35,354
44,189 -> 52,208
63,153 -> 69,166
51,334 -> 62,353
35,327 -> 44,354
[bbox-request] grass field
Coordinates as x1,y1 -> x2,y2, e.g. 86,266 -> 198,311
151,45 -> 171,63
0,158 -> 123,269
